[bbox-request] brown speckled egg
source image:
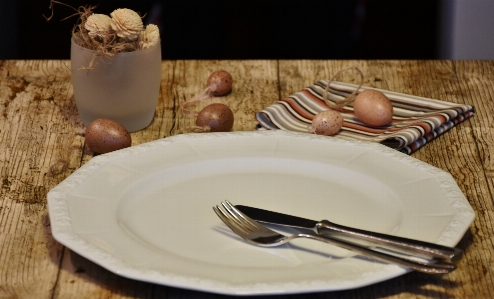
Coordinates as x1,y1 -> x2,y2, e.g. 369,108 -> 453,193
309,110 -> 344,136
206,70 -> 233,96
196,103 -> 234,132
353,89 -> 393,127
85,118 -> 132,154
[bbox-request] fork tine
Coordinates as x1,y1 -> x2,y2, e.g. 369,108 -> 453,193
219,203 -> 254,233
222,201 -> 259,231
213,205 -> 251,236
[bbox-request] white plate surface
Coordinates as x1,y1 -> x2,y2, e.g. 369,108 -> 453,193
47,131 -> 474,295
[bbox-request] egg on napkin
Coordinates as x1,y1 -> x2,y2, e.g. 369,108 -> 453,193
309,110 -> 344,136
353,89 -> 393,126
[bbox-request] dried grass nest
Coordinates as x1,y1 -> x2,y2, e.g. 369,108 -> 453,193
48,2 -> 159,58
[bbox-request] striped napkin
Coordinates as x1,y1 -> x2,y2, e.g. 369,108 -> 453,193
256,80 -> 475,154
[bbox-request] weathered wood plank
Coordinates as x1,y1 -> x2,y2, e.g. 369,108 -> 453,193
0,60 -> 83,298
0,59 -> 492,298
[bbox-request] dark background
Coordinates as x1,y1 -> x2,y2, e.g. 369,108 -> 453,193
1,0 -> 440,59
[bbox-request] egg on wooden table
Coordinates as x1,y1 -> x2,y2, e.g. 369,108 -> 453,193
85,118 -> 132,154
353,89 -> 393,127
206,70 -> 233,96
196,103 -> 234,132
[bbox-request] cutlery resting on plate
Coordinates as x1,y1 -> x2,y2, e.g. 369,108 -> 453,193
235,205 -> 462,262
213,201 -> 461,274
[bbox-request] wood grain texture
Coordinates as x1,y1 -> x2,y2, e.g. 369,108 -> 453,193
0,60 -> 492,298
0,60 -> 81,299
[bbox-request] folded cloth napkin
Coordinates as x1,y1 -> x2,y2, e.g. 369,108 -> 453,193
256,80 -> 475,154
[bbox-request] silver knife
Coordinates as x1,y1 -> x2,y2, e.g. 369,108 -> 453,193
235,205 -> 462,262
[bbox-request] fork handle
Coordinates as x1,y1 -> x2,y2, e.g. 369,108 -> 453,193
316,220 -> 463,262
303,233 -> 456,274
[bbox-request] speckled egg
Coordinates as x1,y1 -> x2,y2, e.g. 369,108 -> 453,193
206,70 -> 233,96
309,109 -> 344,136
85,118 -> 132,154
196,103 -> 234,132
353,89 -> 393,127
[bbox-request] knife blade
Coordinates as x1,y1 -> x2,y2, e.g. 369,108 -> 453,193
235,205 -> 462,262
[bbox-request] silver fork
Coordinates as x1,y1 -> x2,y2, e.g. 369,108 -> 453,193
213,201 -> 456,274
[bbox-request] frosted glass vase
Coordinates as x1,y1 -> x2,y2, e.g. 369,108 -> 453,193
70,38 -> 161,132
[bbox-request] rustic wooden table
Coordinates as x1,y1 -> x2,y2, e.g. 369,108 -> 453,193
0,60 -> 493,298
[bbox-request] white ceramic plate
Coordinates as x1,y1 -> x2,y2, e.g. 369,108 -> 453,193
47,131 -> 474,295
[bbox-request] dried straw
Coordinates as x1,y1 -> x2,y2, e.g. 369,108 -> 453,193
45,1 -> 142,61
71,6 -> 140,57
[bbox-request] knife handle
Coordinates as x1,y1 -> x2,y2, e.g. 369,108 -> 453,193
315,220 -> 463,262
